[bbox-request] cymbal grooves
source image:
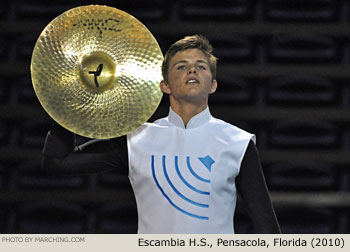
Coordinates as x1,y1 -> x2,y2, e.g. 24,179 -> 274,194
31,5 -> 163,139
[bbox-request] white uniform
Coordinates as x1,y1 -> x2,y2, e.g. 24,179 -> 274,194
127,107 -> 255,233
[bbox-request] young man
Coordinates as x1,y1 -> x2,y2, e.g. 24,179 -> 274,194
42,35 -> 280,234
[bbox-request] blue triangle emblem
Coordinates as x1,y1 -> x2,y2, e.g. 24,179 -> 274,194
198,155 -> 215,172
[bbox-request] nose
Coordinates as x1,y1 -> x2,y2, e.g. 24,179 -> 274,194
188,65 -> 197,74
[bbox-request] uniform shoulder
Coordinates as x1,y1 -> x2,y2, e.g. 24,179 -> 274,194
209,117 -> 245,131
127,118 -> 169,138
209,117 -> 255,143
153,116 -> 170,126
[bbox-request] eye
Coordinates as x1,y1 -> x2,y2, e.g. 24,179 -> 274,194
176,65 -> 186,70
198,65 -> 206,70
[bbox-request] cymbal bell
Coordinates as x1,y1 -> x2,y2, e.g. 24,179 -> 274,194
31,5 -> 163,139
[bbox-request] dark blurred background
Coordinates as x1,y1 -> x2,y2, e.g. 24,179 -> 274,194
0,0 -> 350,234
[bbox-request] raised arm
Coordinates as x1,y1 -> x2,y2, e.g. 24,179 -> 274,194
41,122 -> 129,176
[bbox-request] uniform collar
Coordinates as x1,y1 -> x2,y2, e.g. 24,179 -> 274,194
168,106 -> 212,129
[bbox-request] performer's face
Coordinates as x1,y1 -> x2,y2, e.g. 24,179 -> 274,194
161,48 -> 217,104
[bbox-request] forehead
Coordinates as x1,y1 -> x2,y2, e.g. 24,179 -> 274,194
170,48 -> 209,65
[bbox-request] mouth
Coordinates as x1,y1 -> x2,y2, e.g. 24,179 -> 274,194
186,78 -> 200,84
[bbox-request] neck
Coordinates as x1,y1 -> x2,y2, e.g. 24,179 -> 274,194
170,100 -> 208,127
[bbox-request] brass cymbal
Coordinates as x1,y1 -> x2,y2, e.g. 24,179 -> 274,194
31,5 -> 163,139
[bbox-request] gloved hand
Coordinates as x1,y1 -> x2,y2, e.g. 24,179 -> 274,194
42,121 -> 75,157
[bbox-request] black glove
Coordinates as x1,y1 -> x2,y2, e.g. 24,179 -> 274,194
42,121 -> 75,157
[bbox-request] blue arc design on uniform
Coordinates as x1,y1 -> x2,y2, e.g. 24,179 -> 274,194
163,156 -> 209,208
175,156 -> 210,195
187,157 -> 211,183
151,155 -> 209,220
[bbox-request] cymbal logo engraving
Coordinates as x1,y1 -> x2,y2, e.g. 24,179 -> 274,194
73,18 -> 122,37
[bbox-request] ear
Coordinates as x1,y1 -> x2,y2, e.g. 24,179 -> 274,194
160,80 -> 171,94
209,79 -> 218,94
